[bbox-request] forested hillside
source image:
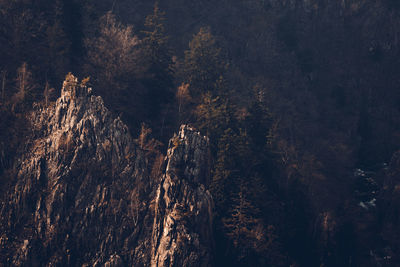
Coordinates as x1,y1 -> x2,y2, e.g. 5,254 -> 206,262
1,0 -> 400,266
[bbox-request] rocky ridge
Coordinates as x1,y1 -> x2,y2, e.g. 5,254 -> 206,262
151,126 -> 213,267
0,74 -> 213,266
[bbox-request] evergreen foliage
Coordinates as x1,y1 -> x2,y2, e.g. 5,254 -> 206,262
182,27 -> 226,98
1,0 -> 400,265
138,2 -> 174,119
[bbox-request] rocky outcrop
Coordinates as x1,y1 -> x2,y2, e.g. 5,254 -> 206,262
151,125 -> 213,267
0,75 -> 214,266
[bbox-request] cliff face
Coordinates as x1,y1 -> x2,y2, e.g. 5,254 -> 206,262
151,126 -> 213,267
0,75 -> 213,267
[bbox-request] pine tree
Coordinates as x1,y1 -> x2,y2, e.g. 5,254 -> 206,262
222,186 -> 262,261
60,0 -> 84,68
211,128 -> 252,213
182,27 -> 226,98
43,0 -> 71,83
243,86 -> 275,176
139,2 -> 174,119
0,1 -> 40,69
142,2 -> 168,50
195,91 -> 233,149
211,128 -> 237,211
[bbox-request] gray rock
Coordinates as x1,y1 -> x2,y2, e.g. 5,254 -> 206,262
0,75 -> 214,266
151,125 -> 214,267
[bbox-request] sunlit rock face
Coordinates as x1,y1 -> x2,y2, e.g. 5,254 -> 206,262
0,75 -> 213,266
151,125 -> 214,267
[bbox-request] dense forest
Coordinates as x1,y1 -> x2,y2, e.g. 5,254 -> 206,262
1,0 -> 400,266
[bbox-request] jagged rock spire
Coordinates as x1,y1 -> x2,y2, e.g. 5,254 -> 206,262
0,75 -> 214,266
151,125 -> 214,267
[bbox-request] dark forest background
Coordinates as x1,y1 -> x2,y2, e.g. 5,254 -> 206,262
1,0 -> 400,266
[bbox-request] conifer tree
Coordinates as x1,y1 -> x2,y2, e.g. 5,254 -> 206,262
182,27 -> 226,98
222,185 -> 264,262
43,0 -> 71,83
0,1 -> 39,69
210,127 -> 251,211
139,2 -> 174,119
195,91 -> 232,149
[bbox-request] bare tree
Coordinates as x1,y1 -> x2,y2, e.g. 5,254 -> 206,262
85,12 -> 139,95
